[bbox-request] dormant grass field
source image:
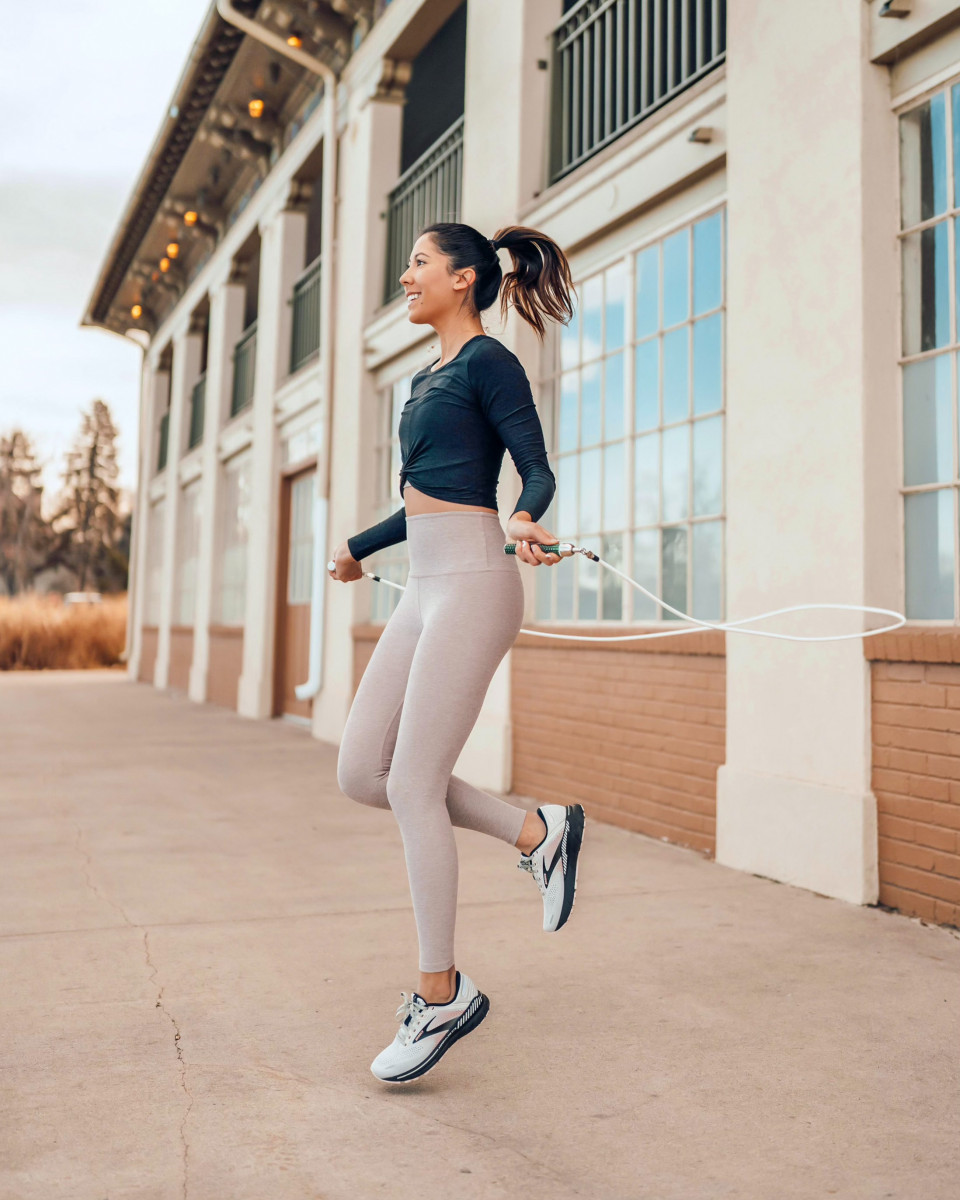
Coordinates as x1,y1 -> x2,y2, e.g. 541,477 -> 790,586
0,593 -> 127,670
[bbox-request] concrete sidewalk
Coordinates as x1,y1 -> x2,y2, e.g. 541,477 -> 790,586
1,671 -> 957,1200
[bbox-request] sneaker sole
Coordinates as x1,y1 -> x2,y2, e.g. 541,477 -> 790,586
372,992 -> 491,1084
553,804 -> 585,932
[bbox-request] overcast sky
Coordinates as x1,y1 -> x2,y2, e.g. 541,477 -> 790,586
0,1 -> 211,504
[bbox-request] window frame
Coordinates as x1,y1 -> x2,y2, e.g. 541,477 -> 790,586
896,77 -> 960,622
534,200 -> 727,626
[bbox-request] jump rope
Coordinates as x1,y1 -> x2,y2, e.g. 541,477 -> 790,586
329,540 -> 906,644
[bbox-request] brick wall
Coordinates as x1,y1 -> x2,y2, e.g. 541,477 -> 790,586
207,627 -> 243,709
870,657 -> 960,928
511,630 -> 725,856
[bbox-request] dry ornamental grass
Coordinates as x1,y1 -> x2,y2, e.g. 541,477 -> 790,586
0,593 -> 127,670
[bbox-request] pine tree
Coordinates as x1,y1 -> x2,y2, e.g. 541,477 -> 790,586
55,399 -> 128,592
0,430 -> 52,595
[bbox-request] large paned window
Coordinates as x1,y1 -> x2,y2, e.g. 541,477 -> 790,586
216,451 -> 251,626
175,480 -> 202,627
369,372 -> 415,621
287,473 -> 314,606
145,498 -> 165,626
899,85 -> 960,619
535,206 -> 726,623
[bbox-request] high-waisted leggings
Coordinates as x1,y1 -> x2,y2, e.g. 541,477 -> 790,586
336,510 -> 529,972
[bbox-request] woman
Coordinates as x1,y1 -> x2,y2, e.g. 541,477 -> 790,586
329,221 -> 586,1084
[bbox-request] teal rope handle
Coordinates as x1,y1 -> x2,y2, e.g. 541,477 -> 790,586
503,542 -> 562,555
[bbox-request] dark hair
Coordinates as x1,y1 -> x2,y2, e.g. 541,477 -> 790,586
417,221 -> 576,340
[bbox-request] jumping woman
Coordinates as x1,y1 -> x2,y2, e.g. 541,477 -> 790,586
328,222 -> 586,1083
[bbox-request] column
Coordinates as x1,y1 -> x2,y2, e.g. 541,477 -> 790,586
449,0 -> 557,791
312,83 -> 403,745
127,357 -> 164,681
236,196 -> 309,718
189,269 -> 247,702
154,321 -> 203,688
716,0 -> 900,903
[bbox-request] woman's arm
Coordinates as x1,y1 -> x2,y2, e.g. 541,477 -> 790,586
469,348 -> 556,522
346,507 -> 408,562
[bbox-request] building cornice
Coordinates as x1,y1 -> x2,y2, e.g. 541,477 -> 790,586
83,2 -> 264,332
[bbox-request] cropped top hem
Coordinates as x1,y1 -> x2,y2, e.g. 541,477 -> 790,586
399,475 -> 499,512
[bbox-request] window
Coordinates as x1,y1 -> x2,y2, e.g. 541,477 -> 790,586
175,480 -> 202,627
899,86 -> 960,619
144,498 -> 165,626
369,372 -> 415,621
216,451 -> 252,625
535,207 -> 726,624
287,473 -> 314,606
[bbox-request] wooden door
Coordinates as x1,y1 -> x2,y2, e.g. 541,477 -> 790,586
274,468 -> 315,719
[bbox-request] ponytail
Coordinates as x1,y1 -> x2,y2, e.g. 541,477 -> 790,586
418,221 -> 576,340
490,225 -> 576,340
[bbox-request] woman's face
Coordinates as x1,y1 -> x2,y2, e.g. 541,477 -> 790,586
398,234 -> 476,325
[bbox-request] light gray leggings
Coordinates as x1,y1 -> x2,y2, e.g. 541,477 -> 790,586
336,511 -> 529,972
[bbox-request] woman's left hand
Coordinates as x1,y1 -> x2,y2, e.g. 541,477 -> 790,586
506,516 -> 563,567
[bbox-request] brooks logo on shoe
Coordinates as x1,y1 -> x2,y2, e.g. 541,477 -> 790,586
542,838 -> 564,889
413,995 -> 481,1043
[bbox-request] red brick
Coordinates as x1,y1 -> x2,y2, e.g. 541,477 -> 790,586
878,883 -> 938,922
879,662 -> 926,681
878,837 -> 937,872
871,766 -> 912,796
906,775 -> 952,803
873,680 -> 947,707
924,664 -> 960,684
931,847 -> 960,878
883,748 -> 929,774
933,899 -> 960,927
877,813 -> 915,842
914,822 -> 958,854
925,753 -> 960,781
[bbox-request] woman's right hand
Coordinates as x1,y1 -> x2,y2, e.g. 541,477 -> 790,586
328,542 -> 363,582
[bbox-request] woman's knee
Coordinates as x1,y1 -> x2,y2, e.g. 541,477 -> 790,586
336,750 -> 389,809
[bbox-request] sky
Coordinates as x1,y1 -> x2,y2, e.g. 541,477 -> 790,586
0,1 -> 212,509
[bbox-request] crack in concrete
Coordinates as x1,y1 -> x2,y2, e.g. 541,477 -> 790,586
73,825 -> 193,1200
74,825 -> 135,928
144,930 -> 193,1200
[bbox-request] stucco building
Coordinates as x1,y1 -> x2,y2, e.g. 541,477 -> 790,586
84,0 -> 960,929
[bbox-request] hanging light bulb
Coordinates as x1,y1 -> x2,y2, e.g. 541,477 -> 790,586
248,97 -> 264,119
184,210 -> 198,226
287,32 -> 303,48
166,242 -> 180,259
131,304 -> 143,320
159,257 -> 171,273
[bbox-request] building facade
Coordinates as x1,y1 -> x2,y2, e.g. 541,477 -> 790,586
84,0 -> 960,929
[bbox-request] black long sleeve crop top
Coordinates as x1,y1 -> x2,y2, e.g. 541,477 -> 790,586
346,334 -> 556,562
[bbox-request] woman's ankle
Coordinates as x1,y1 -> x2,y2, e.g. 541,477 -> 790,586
418,965 -> 457,1005
515,810 -> 547,856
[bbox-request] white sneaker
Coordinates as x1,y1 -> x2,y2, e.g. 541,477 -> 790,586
517,803 -> 585,932
369,970 -> 490,1083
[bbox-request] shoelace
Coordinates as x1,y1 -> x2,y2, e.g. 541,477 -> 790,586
395,991 -> 427,1046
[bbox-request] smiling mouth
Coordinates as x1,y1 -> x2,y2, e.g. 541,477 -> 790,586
406,293 -> 421,305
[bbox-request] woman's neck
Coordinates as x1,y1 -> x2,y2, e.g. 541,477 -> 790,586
431,317 -> 486,367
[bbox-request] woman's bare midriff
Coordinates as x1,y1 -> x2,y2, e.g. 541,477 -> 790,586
402,482 -> 498,517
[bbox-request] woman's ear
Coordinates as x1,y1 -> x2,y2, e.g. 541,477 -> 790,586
452,266 -> 476,293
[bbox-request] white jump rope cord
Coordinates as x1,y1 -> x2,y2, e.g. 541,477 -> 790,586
342,545 -> 906,644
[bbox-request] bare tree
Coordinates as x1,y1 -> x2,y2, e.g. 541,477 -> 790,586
0,430 -> 53,595
54,399 -> 128,592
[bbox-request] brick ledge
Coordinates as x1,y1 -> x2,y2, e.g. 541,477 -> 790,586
353,622 -> 724,656
865,626 -> 960,664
